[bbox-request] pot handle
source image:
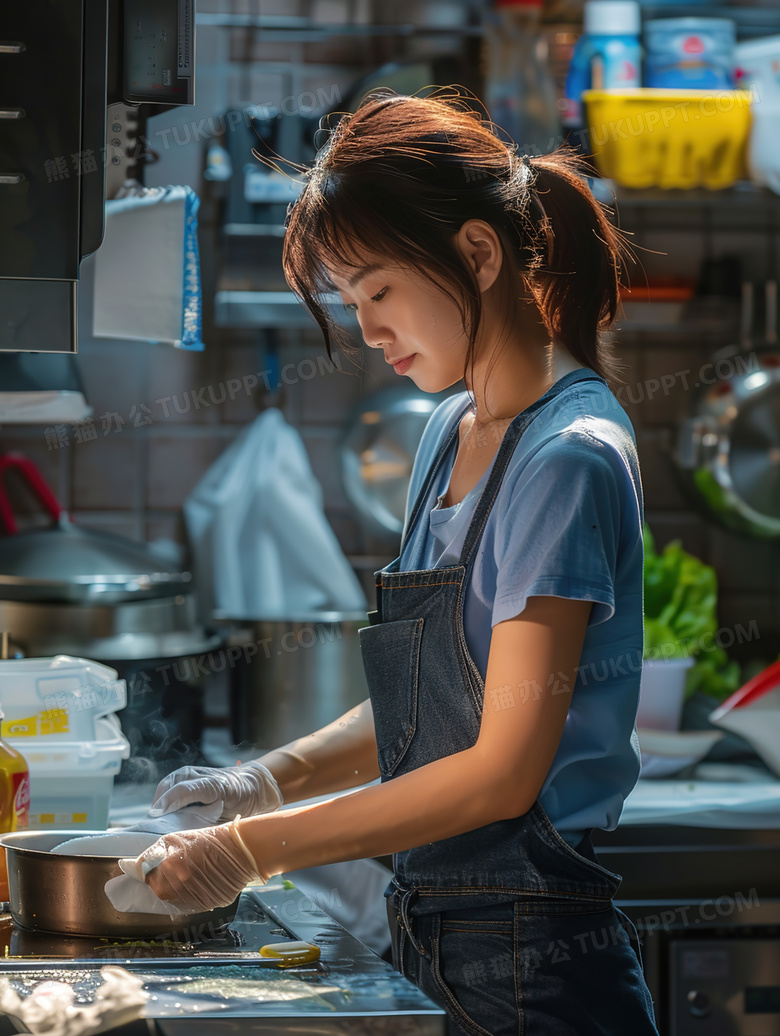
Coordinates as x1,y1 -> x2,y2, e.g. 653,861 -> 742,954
0,452 -> 64,535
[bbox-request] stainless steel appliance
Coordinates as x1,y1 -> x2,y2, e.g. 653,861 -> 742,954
593,823 -> 780,1036
0,0 -> 194,354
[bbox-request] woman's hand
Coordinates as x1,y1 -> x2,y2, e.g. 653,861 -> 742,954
150,762 -> 284,821
120,823 -> 264,913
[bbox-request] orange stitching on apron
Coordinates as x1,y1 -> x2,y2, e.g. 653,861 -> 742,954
375,580 -> 463,589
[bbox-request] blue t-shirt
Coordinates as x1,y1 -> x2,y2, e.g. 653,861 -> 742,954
400,370 -> 645,847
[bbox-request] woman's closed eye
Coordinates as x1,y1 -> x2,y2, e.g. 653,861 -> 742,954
344,286 -> 389,312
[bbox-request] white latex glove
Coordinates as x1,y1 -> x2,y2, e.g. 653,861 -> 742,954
116,822 -> 263,916
150,761 -> 283,820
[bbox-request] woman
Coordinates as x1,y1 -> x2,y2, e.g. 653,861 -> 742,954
128,89 -> 659,1035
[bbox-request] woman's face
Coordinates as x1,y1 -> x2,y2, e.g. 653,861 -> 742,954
327,258 -> 471,394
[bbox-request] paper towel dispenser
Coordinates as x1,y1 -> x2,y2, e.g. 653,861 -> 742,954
0,0 -> 195,354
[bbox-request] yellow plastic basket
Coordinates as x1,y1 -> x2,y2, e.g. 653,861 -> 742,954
582,89 -> 753,190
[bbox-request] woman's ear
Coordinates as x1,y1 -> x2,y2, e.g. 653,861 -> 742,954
455,219 -> 503,293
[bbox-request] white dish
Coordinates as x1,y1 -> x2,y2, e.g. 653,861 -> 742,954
637,727 -> 725,779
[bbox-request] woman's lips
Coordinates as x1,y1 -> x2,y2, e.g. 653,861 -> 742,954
391,355 -> 415,375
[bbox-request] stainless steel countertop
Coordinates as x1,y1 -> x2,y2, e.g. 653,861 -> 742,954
0,885 -> 446,1034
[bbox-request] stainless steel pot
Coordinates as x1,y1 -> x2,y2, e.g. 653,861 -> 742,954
0,830 -> 239,938
1,594 -> 221,662
215,611 -> 370,749
674,281 -> 780,538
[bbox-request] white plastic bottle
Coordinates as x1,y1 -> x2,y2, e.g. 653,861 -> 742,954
484,0 -> 561,156
563,1 -> 641,141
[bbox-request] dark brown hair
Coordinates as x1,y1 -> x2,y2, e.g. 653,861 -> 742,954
274,87 -> 630,396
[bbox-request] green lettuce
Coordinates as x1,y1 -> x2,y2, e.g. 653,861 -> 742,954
643,523 -> 741,701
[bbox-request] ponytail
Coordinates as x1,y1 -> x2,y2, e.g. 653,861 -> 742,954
521,152 -> 629,389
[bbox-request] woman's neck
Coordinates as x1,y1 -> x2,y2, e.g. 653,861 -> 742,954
466,339 -> 585,426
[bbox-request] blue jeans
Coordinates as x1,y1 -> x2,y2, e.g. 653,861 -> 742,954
387,887 -> 659,1036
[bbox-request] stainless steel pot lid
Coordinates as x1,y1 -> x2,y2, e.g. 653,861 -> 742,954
0,515 -> 192,602
339,385 -> 457,540
674,283 -> 780,538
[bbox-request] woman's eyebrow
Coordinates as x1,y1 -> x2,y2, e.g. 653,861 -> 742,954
341,263 -> 383,290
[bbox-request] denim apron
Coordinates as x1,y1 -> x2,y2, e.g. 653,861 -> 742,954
359,370 -> 659,1035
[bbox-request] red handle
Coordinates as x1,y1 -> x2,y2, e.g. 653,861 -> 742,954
0,453 -> 64,535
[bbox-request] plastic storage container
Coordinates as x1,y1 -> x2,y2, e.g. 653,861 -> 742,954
583,88 -> 752,189
483,0 -> 560,154
0,655 -> 126,742
735,35 -> 780,195
563,1 -> 641,133
637,657 -> 696,731
23,717 -> 130,829
644,18 -> 736,90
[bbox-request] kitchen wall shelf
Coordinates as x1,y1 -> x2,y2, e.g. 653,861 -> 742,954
215,289 -> 358,329
613,185 -> 780,211
196,7 -> 780,39
223,223 -> 287,238
196,13 -> 482,40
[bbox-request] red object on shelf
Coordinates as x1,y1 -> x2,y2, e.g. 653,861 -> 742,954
620,278 -> 696,303
0,453 -> 64,536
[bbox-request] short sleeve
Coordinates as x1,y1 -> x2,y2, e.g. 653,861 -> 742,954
492,431 -> 623,628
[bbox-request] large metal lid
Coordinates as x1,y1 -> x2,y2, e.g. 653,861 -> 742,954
0,514 -> 192,603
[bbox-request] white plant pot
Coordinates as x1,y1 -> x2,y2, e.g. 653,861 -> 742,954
637,657 -> 696,732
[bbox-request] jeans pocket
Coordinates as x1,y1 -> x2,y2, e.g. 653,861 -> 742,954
359,617 -> 424,777
429,913 -> 519,1036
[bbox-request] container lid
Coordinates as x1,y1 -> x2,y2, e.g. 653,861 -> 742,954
644,17 -> 736,34
584,0 -> 641,36
734,34 -> 780,60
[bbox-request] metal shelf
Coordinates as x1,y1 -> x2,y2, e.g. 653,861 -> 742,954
223,223 -> 287,238
196,8 -> 780,38
214,289 -> 358,329
613,183 -> 780,210
196,13 -> 482,39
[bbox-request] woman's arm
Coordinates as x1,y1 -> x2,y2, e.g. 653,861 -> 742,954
254,698 -> 381,804
235,594 -> 592,876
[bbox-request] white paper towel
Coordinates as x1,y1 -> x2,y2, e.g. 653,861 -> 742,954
93,185 -> 204,350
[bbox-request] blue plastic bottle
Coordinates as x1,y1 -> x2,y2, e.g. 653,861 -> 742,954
564,0 -> 641,143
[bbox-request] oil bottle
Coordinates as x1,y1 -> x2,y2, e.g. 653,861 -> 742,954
0,701 -> 30,900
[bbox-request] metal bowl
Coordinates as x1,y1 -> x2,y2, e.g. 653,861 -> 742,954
0,830 -> 239,938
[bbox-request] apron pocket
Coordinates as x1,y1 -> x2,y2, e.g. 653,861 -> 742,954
359,617 -> 424,777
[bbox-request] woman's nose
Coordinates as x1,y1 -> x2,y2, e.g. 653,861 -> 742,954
357,311 -> 392,350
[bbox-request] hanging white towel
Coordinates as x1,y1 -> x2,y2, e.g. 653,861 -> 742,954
184,407 -> 367,619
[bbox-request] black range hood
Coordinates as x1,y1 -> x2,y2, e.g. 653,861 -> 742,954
0,0 -> 194,354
